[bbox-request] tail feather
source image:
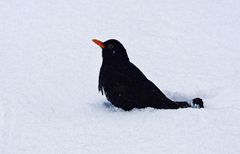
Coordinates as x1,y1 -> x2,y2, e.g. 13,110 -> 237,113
175,98 -> 204,109
188,98 -> 204,108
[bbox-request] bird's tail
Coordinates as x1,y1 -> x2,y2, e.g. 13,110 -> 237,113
175,98 -> 204,109
189,98 -> 204,108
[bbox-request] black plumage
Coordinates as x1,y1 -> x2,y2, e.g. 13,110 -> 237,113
93,39 -> 204,111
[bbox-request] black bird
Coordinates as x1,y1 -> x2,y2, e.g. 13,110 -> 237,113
92,39 -> 204,111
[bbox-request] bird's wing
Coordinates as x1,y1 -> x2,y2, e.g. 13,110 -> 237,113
125,62 -> 170,102
105,69 -> 143,109
113,62 -> 167,107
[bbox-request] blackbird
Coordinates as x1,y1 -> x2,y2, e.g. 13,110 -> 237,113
92,39 -> 204,111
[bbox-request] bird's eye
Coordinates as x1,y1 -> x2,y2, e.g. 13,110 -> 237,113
108,44 -> 114,49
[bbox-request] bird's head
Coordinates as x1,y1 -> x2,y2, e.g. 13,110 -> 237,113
92,39 -> 129,64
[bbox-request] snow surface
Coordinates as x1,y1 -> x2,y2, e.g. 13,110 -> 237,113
1,0 -> 240,153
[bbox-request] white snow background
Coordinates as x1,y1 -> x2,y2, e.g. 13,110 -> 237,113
1,0 -> 240,153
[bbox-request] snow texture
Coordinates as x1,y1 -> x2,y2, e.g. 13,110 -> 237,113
1,0 -> 240,153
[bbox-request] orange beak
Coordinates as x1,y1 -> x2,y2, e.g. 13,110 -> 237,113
92,39 -> 105,48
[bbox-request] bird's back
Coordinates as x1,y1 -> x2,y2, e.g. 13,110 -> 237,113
99,61 -> 171,110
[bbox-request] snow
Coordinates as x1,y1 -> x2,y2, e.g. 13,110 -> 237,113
1,0 -> 240,153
